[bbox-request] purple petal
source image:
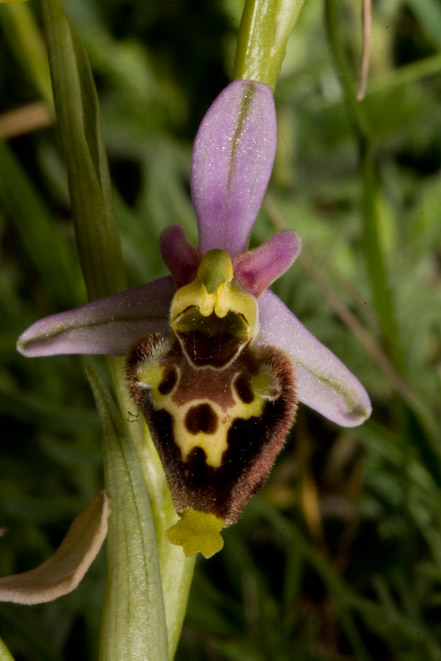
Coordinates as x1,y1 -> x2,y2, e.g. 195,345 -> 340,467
159,224 -> 201,287
257,291 -> 372,427
234,231 -> 301,298
17,277 -> 175,357
191,79 -> 277,256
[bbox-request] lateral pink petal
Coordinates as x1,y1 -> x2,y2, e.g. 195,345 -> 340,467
234,231 -> 301,298
258,291 -> 372,427
17,276 -> 175,357
159,224 -> 201,287
191,79 -> 277,256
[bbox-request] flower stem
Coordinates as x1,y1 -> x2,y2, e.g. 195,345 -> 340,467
106,357 -> 195,660
233,0 -> 307,89
88,369 -> 169,661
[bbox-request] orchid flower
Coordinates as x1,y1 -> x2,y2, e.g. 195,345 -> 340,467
13,80 -> 370,563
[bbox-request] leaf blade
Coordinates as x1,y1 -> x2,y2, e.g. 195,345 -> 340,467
41,0 -> 126,300
0,492 -> 109,604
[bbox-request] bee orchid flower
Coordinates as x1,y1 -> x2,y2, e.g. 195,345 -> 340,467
15,80 -> 371,561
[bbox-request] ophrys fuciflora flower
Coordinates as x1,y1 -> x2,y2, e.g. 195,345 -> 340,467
17,80 -> 371,558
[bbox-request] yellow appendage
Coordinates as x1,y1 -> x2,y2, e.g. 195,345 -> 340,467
170,249 -> 258,340
165,509 -> 225,558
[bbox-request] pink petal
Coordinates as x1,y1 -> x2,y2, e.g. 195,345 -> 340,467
234,231 -> 301,298
258,291 -> 372,427
159,225 -> 201,287
17,277 -> 175,357
191,79 -> 277,256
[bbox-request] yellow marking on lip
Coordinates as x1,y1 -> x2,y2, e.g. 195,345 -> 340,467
133,337 -> 278,468
136,361 -> 164,391
173,394 -> 267,467
151,369 -> 272,468
136,364 -> 265,467
136,361 -> 180,407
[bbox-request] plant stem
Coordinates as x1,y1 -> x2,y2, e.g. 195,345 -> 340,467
234,0 -> 306,89
324,0 -> 403,372
1,3 -> 53,108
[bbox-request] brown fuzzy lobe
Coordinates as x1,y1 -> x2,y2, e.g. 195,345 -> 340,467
126,333 -> 170,375
125,333 -> 172,406
126,334 -> 297,525
227,345 -> 297,522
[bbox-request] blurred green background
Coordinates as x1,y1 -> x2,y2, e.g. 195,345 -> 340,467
1,0 -> 441,659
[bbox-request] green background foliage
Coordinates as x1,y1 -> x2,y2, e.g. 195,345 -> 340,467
1,0 -> 441,659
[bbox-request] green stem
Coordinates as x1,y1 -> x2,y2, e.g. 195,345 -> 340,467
88,369 -> 169,661
359,142 -> 403,371
106,357 -> 195,660
1,3 -> 53,107
234,0 -> 306,89
325,0 -> 403,372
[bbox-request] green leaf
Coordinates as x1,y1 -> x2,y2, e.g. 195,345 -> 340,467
86,367 -> 169,661
0,139 -> 81,308
406,0 -> 441,50
0,492 -> 109,604
40,0 -> 126,300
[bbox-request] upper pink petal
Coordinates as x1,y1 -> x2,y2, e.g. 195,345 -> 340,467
257,291 -> 372,427
191,79 -> 277,256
